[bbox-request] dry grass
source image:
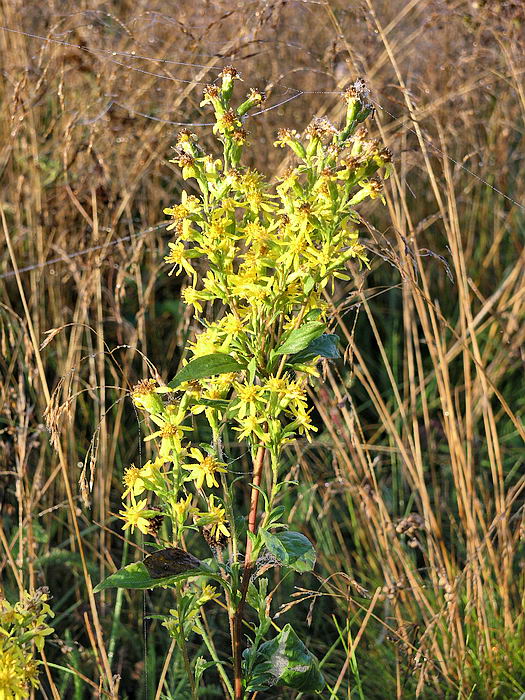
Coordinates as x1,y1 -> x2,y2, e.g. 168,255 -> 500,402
0,0 -> 523,697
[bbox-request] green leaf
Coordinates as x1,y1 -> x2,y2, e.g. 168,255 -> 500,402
291,333 -> 340,363
260,530 -> 288,564
262,531 -> 316,572
93,561 -> 214,593
168,353 -> 244,389
247,357 -> 257,384
275,322 -> 326,356
256,624 -> 325,692
193,397 -> 230,409
303,275 -> 316,294
303,308 -> 322,322
274,531 -> 316,572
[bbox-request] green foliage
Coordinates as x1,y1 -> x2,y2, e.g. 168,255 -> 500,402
274,321 -> 327,355
291,333 -> 340,363
93,561 -> 219,593
261,530 -> 316,572
168,352 -> 245,389
249,624 -> 325,693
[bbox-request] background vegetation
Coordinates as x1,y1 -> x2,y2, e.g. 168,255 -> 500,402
0,0 -> 523,697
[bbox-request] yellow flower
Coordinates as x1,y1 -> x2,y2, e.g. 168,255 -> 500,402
195,495 -> 230,540
123,457 -> 164,497
122,465 -> 145,498
303,242 -> 333,277
190,326 -> 222,357
233,381 -> 262,419
262,376 -> 288,397
212,372 -> 237,394
164,203 -> 190,221
172,493 -> 198,524
284,380 -> 308,407
182,286 -> 204,313
0,646 -> 38,699
119,499 -> 151,534
163,192 -> 202,225
140,456 -> 164,481
220,314 -> 244,336
183,448 -> 227,490
211,195 -> 239,215
198,585 -> 219,605
291,409 -> 318,441
164,241 -> 197,279
242,221 -> 267,246
230,278 -> 268,303
144,413 -> 192,458
233,415 -> 268,443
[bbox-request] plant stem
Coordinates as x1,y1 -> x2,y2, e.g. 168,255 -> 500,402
179,634 -> 198,700
108,537 -> 128,667
195,618 -> 234,699
176,585 -> 198,700
232,444 -> 266,700
245,444 -> 266,562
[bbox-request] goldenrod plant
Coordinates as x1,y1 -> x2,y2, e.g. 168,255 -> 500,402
95,67 -> 391,698
0,588 -> 54,700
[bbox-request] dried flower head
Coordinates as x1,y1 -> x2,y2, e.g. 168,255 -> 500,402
219,65 -> 239,79
344,77 -> 371,102
306,117 -> 337,140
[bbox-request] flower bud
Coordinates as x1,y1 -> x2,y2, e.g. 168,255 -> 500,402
131,379 -> 164,415
237,88 -> 266,116
219,65 -> 240,104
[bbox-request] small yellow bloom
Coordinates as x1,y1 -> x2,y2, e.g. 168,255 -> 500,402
195,495 -> 230,540
172,493 -> 198,523
183,448 -> 227,490
123,457 -> 164,496
233,415 -> 268,443
140,456 -> 165,480
144,414 -> 191,458
242,221 -> 267,246
182,286 -> 204,312
262,376 -> 288,397
233,381 -> 261,419
164,241 -> 197,279
198,585 -> 219,605
0,646 -> 38,699
122,465 -> 144,498
163,192 -> 202,224
220,314 -> 244,336
118,499 -> 151,534
292,409 -> 318,441
190,326 -> 222,357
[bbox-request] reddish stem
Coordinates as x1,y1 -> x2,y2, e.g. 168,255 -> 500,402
233,444 -> 266,700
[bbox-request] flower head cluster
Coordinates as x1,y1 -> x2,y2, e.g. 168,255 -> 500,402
120,71 -> 387,561
0,588 -> 54,700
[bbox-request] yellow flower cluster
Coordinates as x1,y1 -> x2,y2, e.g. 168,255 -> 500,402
0,589 -> 54,700
120,71 -> 387,549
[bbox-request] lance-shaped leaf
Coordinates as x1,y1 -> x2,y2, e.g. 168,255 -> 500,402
168,353 -> 244,390
93,561 -> 218,593
290,333 -> 340,363
274,322 -> 326,356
